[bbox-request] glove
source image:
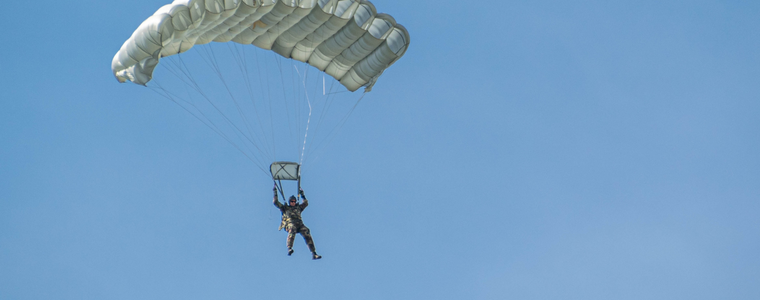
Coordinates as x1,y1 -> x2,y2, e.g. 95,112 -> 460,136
299,188 -> 305,196
273,184 -> 278,194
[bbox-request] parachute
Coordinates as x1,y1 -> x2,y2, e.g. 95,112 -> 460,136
111,0 -> 410,92
111,0 -> 409,178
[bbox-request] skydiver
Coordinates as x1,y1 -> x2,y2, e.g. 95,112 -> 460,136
273,184 -> 322,260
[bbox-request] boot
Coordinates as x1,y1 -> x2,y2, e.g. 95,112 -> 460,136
288,248 -> 294,256
312,253 -> 322,260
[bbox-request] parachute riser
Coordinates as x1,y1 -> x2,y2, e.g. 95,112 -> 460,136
273,178 -> 301,204
276,179 -> 286,202
297,170 -> 302,201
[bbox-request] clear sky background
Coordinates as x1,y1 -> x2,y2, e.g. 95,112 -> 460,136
2,1 -> 759,299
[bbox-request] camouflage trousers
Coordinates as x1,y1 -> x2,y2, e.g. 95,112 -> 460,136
285,223 -> 317,253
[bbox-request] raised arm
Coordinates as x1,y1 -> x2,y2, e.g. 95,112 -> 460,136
299,188 -> 309,208
273,184 -> 283,208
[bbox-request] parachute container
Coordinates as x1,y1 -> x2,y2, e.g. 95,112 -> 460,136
270,162 -> 300,181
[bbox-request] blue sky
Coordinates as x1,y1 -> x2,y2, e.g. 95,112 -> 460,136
2,1 -> 759,299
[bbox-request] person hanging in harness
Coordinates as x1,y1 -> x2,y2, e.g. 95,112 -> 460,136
273,184 -> 322,260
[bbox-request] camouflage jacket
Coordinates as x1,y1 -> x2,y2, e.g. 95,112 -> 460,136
274,196 -> 308,230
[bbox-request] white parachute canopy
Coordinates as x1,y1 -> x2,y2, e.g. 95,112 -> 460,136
270,161 -> 300,180
111,0 -> 410,92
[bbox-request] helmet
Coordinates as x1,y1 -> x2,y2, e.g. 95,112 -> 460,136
288,195 -> 298,204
